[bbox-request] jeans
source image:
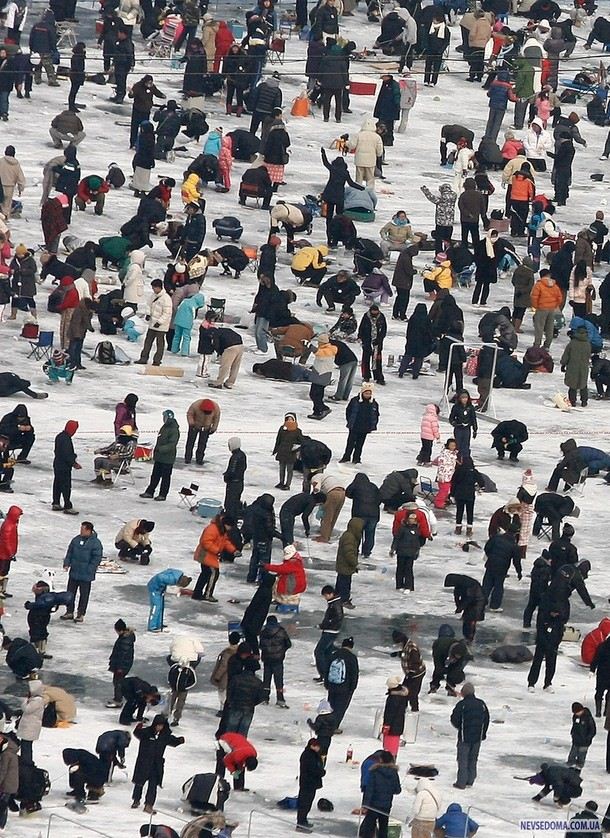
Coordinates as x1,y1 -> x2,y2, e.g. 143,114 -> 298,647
262,659 -> 285,697
130,107 -> 150,148
185,427 -> 210,464
454,425 -> 472,458
0,90 -> 9,116
361,345 -> 384,383
280,510 -> 297,546
248,540 -> 271,583
68,337 -> 84,368
335,573 -> 352,603
514,98 -> 528,129
361,517 -> 377,556
456,740 -> 481,787
314,631 -> 337,678
334,361 -> 358,400
254,317 -> 269,351
482,568 -> 505,610
485,107 -> 506,143
418,438 -> 433,463
342,429 -> 368,462
226,707 -> 254,736
67,576 -> 91,616
145,461 -> 173,499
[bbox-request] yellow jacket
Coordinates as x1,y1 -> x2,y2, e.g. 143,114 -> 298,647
291,245 -> 328,272
181,173 -> 202,204
423,261 -> 453,289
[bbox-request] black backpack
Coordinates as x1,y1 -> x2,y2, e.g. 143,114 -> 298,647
168,663 -> 196,692
107,164 -> 126,189
93,340 -> 117,365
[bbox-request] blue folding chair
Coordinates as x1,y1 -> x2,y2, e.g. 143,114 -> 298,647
27,330 -> 54,361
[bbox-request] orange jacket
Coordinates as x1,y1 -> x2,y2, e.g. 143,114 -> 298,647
194,519 -> 236,569
530,279 -> 563,311
510,173 -> 535,202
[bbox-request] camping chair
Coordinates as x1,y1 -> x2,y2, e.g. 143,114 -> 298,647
418,476 -> 438,504
455,263 -> 476,288
56,21 -> 77,49
110,455 -> 136,487
243,245 -> 259,272
268,36 -> 286,65
27,330 -> 54,361
564,467 -> 588,499
179,483 -> 200,510
208,298 -> 226,323
535,515 -> 554,541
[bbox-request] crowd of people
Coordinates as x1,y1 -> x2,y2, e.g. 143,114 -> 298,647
0,0 -> 610,836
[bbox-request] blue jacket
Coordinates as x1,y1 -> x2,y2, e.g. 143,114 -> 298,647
577,446 -> 610,472
147,568 -> 185,594
96,729 -> 131,756
64,532 -> 103,582
570,316 -> 603,352
174,292 -> 205,329
362,763 -> 401,814
488,72 -> 512,111
436,803 -> 479,837
203,130 -> 222,158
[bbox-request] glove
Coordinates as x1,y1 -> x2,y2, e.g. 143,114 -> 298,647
472,431 -> 477,439
590,604 -> 596,609
390,651 -> 399,658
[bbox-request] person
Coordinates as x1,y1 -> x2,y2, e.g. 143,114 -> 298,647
119,677 -> 161,725
107,619 -> 136,708
471,230 -> 499,306
359,305 -> 387,385
391,244 -> 418,321
334,517 -> 363,609
0,730 -> 19,827
561,325 -> 591,408
314,585 -> 343,681
25,580 -> 71,659
344,473 -> 381,559
482,528 -> 522,612
272,413 -> 304,491
240,572 -> 275,653
0,503 -> 21,598
449,390 -> 477,458
146,569 -> 192,632
317,271 -> 361,313
324,636 -> 359,728
192,513 -> 237,602
128,74 -> 165,149
222,437 -> 246,520
551,130 -> 575,206
399,303 -> 435,379
424,12 -> 450,88
316,40 -> 348,124
450,683 -> 489,789
417,404 -> 440,466
546,438 -> 586,493
523,551 -> 552,629
131,715 -> 184,813
458,179 -> 485,247
208,327 -> 244,390
52,420 -> 81,514
444,573 -> 486,643
360,749 -> 401,838
568,702 -> 596,768
135,280 -> 173,367
308,334 -> 337,420
0,146 -> 25,218
374,73 -> 401,147
531,270 -> 562,349
381,676 -> 409,759
490,419 -> 528,462
451,456 -> 485,537
397,71 -> 417,132
566,802 -> 603,838
409,778 -> 442,838
16,680 -> 44,765
434,438 -> 459,510
591,635 -> 610,719
297,739 -> 325,833
530,762 -> 582,805
391,630 -> 426,712
210,631 -> 241,715
349,118 -> 384,187
215,731 -> 258,791
140,410 -> 180,502
223,657 -> 267,735
340,383 -> 379,464
167,636 -> 203,725
75,174 -> 109,215
61,521 -> 103,623
8,244 -> 37,320
96,729 -> 132,782
259,614 -> 291,708
185,398 -> 220,466
568,260 -> 593,318
435,804 -> 479,837
62,748 -> 107,804
115,519 -> 154,563
527,608 -> 564,692
320,147 -> 363,241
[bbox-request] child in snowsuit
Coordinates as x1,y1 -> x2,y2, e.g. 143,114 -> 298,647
171,291 -> 205,356
197,311 -> 218,377
382,676 -> 409,758
417,404 -> 440,465
434,438 -> 459,509
307,699 -> 337,763
0,504 -> 22,598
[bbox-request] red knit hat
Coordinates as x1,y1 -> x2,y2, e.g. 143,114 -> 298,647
200,400 -> 215,413
65,420 -> 79,436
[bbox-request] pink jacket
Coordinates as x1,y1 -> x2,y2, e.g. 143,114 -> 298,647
218,135 -> 233,190
435,447 -> 458,483
420,404 -> 440,441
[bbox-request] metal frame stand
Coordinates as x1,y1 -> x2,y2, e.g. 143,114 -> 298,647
441,341 -> 499,420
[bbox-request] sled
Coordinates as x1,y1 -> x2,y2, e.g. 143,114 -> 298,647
404,712 -> 419,744
139,365 -> 185,377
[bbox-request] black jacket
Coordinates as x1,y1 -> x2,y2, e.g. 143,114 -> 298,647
571,709 -> 596,747
321,148 -> 362,204
132,717 -> 183,785
133,130 -> 155,170
121,676 -> 154,703
320,596 -> 343,633
259,623 -> 291,662
383,689 -> 409,735
299,745 -> 325,791
263,125 -> 290,165
358,311 -> 387,347
345,396 -> 379,435
0,404 -> 31,442
245,494 -> 277,544
450,694 -> 490,743
445,574 -> 486,622
529,556 -> 552,596
330,338 -> 358,366
213,328 -> 243,354
451,462 -> 485,501
449,403 -> 478,432
251,80 -> 282,115
280,492 -> 320,537
6,638 -> 43,678
346,473 -> 381,521
316,48 -> 347,89
391,522 -> 421,559
316,275 -> 361,307
484,533 -> 522,579
109,630 -> 135,674
324,647 -> 359,693
405,305 -> 434,358
62,749 -> 107,788
362,763 -> 401,813
53,430 -> 77,471
224,449 -> 247,484
548,536 -> 578,575
241,574 -> 275,637
226,670 -> 267,710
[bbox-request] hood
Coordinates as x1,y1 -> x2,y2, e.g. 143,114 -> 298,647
163,409 -> 175,422
1,156 -> 20,168
65,420 -> 79,436
573,327 -> 589,342
447,803 -> 463,813
498,306 -> 511,320
189,292 -> 205,308
437,623 -> 455,638
6,506 -> 23,522
346,517 -> 364,540
10,403 -> 29,421
257,493 -> 275,510
439,183 -> 454,195
151,714 -> 170,729
416,778 -> 436,793
531,117 -> 545,132
361,117 -> 377,132
521,256 -> 536,271
351,472 -> 374,492
29,681 -> 44,697
424,404 -> 438,420
130,250 -> 145,267
265,77 -> 280,89
560,438 -> 577,455
228,436 -> 241,452
62,748 -> 80,766
596,618 -> 610,634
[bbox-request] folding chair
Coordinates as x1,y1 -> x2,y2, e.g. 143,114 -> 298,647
28,330 -> 54,361
535,515 -> 554,541
179,483 -> 200,510
418,476 -> 438,504
208,298 -> 226,323
564,467 -> 588,499
56,21 -> 77,49
268,36 -> 286,65
243,245 -> 259,273
110,456 -> 136,487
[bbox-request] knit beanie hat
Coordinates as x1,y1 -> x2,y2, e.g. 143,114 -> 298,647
15,243 -> 28,258
65,420 -> 79,436
201,399 -> 215,413
461,682 -> 475,697
114,619 -> 127,631
386,675 -> 402,690
284,544 -> 297,559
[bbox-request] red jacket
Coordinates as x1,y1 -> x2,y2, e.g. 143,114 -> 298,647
57,276 -> 79,311
392,507 -> 431,540
213,22 -> 234,72
582,618 -> 610,665
217,732 -> 257,774
0,505 -> 22,563
77,177 -> 110,203
263,554 -> 307,595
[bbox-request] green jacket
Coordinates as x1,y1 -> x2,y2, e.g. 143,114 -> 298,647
512,57 -> 535,100
154,417 -> 180,464
561,328 -> 591,391
335,517 -> 364,576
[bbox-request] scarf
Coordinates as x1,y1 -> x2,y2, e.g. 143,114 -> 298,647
429,21 -> 447,39
393,216 -> 409,227
485,234 -> 496,259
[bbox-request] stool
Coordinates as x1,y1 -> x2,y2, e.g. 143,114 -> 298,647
179,483 -> 200,510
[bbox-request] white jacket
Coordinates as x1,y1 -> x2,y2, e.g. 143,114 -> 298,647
17,681 -> 45,742
148,289 -> 172,332
5,2 -> 27,31
349,119 -> 384,168
123,250 -> 146,306
119,0 -> 140,27
412,778 -> 442,821
568,267 -> 593,304
524,118 -> 552,160
313,473 -> 345,494
115,519 -> 151,548
170,636 -> 204,664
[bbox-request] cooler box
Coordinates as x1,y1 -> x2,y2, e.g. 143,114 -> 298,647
134,445 -> 153,461
196,498 -> 222,518
229,20 -> 245,38
350,79 -> 377,95
387,820 -> 402,838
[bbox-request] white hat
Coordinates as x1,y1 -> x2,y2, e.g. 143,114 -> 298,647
175,262 -> 186,274
284,545 -> 297,559
386,675 -> 402,690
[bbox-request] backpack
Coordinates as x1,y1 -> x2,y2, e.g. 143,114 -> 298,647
107,165 -> 126,189
327,656 -> 346,686
168,663 -> 197,692
93,340 -> 117,365
47,284 -> 72,313
42,701 -> 58,728
18,763 -> 51,800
